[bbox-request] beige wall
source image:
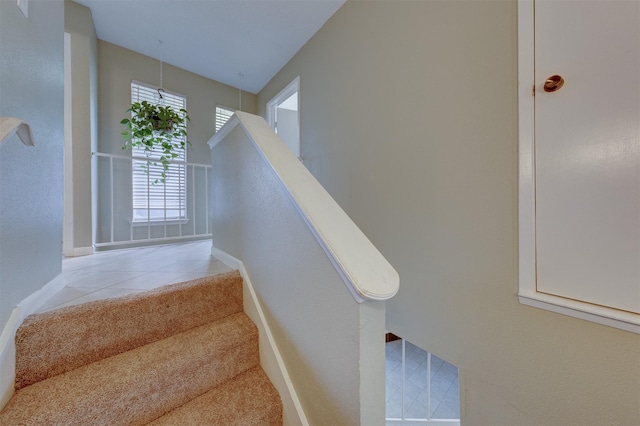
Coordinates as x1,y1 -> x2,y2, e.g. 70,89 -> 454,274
96,41 -> 257,245
258,1 -> 640,424
98,41 -> 256,159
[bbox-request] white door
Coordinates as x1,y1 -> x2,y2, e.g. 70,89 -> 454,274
267,77 -> 300,158
534,0 -> 640,313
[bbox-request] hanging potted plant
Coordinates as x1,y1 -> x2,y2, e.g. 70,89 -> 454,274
120,100 -> 191,183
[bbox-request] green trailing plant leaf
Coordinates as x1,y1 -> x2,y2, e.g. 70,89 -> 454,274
120,100 -> 191,183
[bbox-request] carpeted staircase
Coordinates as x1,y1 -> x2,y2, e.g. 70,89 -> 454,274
0,271 -> 282,425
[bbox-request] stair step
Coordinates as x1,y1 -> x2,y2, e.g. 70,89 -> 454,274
150,365 -> 282,425
15,270 -> 243,389
0,312 -> 259,425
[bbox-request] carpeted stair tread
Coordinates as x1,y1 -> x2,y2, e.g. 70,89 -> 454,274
0,312 -> 259,425
15,270 -> 243,389
149,365 -> 282,425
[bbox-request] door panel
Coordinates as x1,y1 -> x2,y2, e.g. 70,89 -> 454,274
534,0 -> 640,313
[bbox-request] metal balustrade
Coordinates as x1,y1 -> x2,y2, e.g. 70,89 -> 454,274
92,152 -> 211,249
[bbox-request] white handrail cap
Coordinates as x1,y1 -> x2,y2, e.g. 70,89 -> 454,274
0,117 -> 34,147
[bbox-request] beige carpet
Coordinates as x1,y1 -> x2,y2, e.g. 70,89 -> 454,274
0,271 -> 282,425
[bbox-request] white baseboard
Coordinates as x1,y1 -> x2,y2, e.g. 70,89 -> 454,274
211,246 -> 308,426
65,246 -> 93,257
0,274 -> 66,409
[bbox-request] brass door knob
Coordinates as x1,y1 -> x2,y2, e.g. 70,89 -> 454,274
543,75 -> 565,93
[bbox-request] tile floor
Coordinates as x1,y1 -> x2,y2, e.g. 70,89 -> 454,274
37,240 -> 233,313
386,338 -> 460,423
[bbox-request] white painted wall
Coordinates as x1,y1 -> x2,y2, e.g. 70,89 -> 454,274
211,123 -> 386,425
257,1 -> 640,424
64,0 -> 97,255
0,0 -> 64,329
276,108 -> 299,158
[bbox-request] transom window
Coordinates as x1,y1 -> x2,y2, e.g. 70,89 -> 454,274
215,105 -> 234,132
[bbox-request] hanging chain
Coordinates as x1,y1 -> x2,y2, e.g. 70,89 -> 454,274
158,40 -> 164,104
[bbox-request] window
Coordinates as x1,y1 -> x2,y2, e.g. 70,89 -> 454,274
130,81 -> 187,223
215,105 -> 234,132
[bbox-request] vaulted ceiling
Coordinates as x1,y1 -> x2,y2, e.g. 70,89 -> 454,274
74,0 -> 346,94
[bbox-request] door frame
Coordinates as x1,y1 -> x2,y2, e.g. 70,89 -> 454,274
267,76 -> 300,158
63,31 -> 74,257
517,0 -> 535,305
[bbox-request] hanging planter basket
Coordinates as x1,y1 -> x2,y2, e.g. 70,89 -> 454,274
120,100 -> 190,183
151,115 -> 175,132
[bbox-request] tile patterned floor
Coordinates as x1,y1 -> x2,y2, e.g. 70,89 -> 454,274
37,241 -> 232,313
386,338 -> 460,422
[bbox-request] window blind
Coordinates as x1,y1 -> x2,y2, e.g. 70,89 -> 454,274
215,105 -> 234,132
131,81 -> 187,222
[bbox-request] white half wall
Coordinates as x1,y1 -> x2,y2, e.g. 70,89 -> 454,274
210,122 -> 387,425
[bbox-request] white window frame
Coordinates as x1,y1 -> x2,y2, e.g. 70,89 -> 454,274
517,0 -> 640,334
130,80 -> 188,225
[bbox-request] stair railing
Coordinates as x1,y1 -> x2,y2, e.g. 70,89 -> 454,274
208,111 -> 399,425
92,151 -> 212,249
